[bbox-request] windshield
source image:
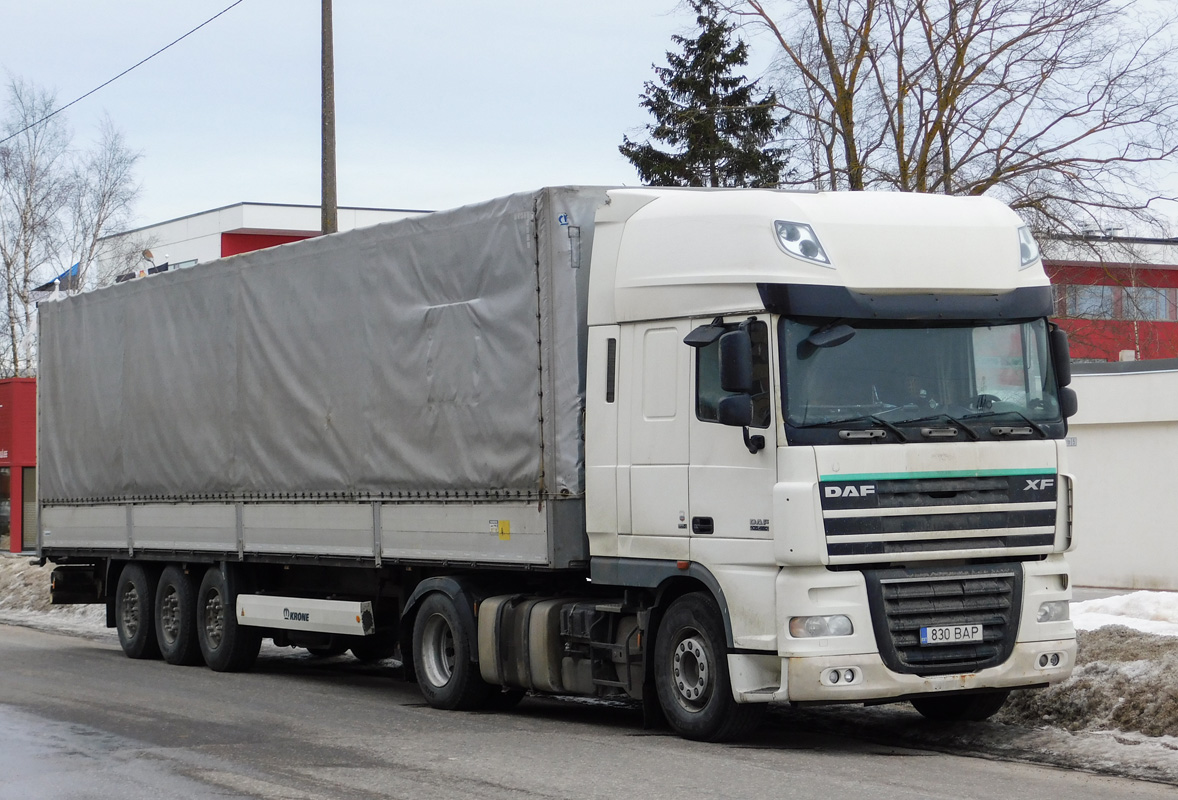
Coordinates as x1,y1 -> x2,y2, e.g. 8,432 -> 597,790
782,318 -> 1062,432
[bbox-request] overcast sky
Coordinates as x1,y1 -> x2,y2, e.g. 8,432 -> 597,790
5,2 -> 1176,235
1,1 -> 704,225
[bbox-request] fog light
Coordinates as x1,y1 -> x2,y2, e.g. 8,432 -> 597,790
789,614 -> 854,638
1038,654 -> 1049,668
1050,653 -> 1060,667
823,667 -> 859,686
1037,601 -> 1070,623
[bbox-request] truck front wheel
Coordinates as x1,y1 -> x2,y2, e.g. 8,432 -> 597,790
115,563 -> 162,660
654,592 -> 764,742
196,565 -> 262,672
412,592 -> 491,710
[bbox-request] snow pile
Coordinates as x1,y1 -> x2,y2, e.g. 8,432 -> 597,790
992,591 -> 1178,738
1073,591 -> 1178,637
0,554 -> 108,638
1000,626 -> 1178,737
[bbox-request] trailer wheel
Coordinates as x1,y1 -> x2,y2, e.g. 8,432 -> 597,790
654,592 -> 764,742
115,563 -> 162,660
155,565 -> 202,666
911,690 -> 1010,722
196,565 -> 262,672
349,632 -> 398,663
412,592 -> 491,710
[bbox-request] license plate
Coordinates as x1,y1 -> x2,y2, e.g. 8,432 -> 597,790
920,624 -> 983,646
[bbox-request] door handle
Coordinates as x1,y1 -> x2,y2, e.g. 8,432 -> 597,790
691,516 -> 714,535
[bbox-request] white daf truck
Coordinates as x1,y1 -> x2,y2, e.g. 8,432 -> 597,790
38,186 -> 1077,742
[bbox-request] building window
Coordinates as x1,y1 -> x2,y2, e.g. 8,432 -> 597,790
1066,285 -> 1115,319
1123,286 -> 1169,321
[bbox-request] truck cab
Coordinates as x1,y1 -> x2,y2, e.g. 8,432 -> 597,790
582,188 -> 1076,728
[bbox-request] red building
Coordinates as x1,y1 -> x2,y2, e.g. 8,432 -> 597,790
0,378 -> 36,553
1045,236 -> 1178,362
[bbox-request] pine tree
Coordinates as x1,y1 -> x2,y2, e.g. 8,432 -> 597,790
620,0 -> 788,188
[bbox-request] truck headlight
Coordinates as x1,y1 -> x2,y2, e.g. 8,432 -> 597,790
1037,600 -> 1070,623
789,614 -> 854,637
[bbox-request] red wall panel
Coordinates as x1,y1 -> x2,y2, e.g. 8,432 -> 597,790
221,232 -> 316,258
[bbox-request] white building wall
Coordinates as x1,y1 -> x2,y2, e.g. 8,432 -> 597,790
1068,364 -> 1178,589
99,203 -> 428,274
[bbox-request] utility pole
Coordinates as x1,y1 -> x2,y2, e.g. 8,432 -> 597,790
321,0 -> 338,234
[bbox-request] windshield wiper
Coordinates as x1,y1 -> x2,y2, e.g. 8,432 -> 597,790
962,409 -> 1048,438
905,413 -> 981,441
799,414 -> 911,442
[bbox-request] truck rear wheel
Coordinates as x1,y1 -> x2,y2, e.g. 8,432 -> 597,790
196,565 -> 262,672
412,592 -> 491,710
115,563 -> 162,660
911,690 -> 1010,722
155,565 -> 202,666
654,592 -> 764,742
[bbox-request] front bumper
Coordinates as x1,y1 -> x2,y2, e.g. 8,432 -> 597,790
728,637 -> 1075,704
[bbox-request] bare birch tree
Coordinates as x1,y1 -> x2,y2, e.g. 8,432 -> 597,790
724,0 -> 1178,234
0,79 -> 139,376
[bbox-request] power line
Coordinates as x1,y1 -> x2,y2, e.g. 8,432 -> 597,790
0,1 -> 246,146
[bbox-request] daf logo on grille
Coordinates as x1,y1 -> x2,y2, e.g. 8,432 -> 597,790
825,485 -> 876,498
1024,478 -> 1055,491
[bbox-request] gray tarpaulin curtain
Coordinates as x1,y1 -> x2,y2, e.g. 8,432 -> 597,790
38,187 -> 608,504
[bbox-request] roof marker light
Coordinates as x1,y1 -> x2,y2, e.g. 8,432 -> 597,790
774,220 -> 831,267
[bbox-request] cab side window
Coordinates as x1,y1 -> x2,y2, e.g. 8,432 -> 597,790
696,320 -> 771,427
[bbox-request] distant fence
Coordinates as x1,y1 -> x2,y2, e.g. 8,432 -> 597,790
1067,359 -> 1178,590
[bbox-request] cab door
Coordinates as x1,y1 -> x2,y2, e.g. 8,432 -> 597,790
621,320 -> 692,561
686,316 -> 777,559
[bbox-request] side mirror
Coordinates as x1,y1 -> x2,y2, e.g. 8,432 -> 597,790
1060,386 -> 1078,419
806,323 -> 856,349
718,394 -> 765,454
1050,326 -> 1072,387
717,394 -> 753,427
719,330 -> 754,393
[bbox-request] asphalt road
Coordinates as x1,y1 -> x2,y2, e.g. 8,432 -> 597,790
0,623 -> 1172,800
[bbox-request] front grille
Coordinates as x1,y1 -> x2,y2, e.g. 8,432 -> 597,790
864,564 -> 1022,676
820,473 -> 1059,564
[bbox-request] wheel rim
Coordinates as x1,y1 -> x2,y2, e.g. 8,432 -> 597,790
203,588 -> 225,650
120,584 -> 141,640
159,586 -> 180,645
419,612 -> 456,689
671,632 -> 712,711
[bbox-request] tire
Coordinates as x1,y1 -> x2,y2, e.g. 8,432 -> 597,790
196,565 -> 262,672
412,592 -> 491,710
115,563 -> 162,660
911,690 -> 1010,722
653,592 -> 764,742
349,632 -> 398,663
155,565 -> 202,666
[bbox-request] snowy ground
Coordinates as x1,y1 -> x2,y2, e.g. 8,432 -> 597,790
3,553 -> 1178,783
